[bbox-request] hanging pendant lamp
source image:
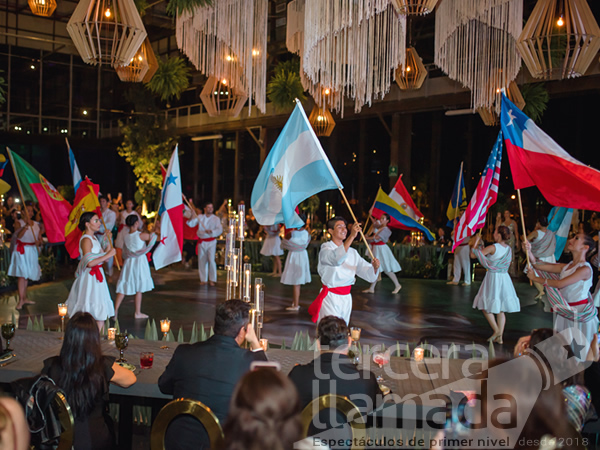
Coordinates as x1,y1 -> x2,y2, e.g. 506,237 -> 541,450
477,81 -> 526,126
200,76 -> 248,118
308,105 -> 336,137
115,40 -> 151,83
395,47 -> 428,90
391,0 -> 438,15
28,0 -> 57,17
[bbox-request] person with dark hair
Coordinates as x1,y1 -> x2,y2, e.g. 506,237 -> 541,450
526,216 -> 557,307
42,312 -> 136,450
260,224 -> 284,277
158,299 -> 267,450
308,217 -> 380,325
186,201 -> 223,286
524,232 -> 599,360
65,212 -> 116,331
97,196 -> 117,276
114,200 -> 141,267
364,213 -> 402,294
113,214 -> 157,319
289,315 -> 382,412
470,225 -> 521,344
223,369 -> 303,450
496,210 -> 520,277
280,213 -> 311,311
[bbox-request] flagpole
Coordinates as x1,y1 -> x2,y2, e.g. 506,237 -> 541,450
6,147 -> 33,235
363,184 -> 381,236
517,189 -> 531,269
453,162 -> 464,226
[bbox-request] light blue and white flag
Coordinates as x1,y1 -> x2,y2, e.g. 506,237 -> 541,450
251,101 -> 342,228
66,139 -> 82,193
548,206 -> 574,260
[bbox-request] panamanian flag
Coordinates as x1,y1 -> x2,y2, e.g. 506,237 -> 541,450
251,100 -> 341,228
501,93 -> 600,211
153,146 -> 184,270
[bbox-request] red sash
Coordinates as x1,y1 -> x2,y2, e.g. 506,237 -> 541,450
308,285 -> 352,323
117,224 -> 125,233
89,266 -> 104,282
16,240 -> 35,255
370,241 -> 385,249
196,237 -> 216,255
568,299 -> 589,307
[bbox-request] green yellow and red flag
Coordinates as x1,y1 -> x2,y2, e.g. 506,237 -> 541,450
64,177 -> 101,259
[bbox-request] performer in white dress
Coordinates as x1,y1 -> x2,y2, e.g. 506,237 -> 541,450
98,196 -> 117,276
496,210 -> 520,277
363,214 -> 401,294
526,216 -> 556,308
280,213 -> 311,311
187,201 -> 223,285
115,200 -> 141,267
308,217 -> 380,325
114,215 -> 157,319
260,224 -> 283,276
65,212 -> 116,332
471,226 -> 521,344
525,233 -> 599,360
9,209 -> 42,310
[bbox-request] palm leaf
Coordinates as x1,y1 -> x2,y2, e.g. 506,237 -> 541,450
146,57 -> 190,102
521,83 -> 549,124
267,58 -> 306,111
166,0 -> 212,16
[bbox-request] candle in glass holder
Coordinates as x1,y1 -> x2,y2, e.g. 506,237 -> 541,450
160,319 -> 171,334
254,278 -> 263,310
414,347 -> 424,362
237,204 -> 245,240
243,264 -> 251,302
232,250 -> 239,287
350,327 -> 361,341
259,338 -> 268,352
107,328 -> 116,340
57,303 -> 68,317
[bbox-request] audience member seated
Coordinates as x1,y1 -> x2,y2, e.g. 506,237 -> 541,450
158,299 -> 267,450
0,395 -> 30,450
42,312 -> 136,450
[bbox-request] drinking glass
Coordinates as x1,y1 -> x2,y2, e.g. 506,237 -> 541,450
1,323 -> 15,353
115,333 -> 129,362
140,352 -> 154,369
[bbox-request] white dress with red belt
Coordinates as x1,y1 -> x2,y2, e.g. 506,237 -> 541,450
371,227 -> 401,273
8,219 -> 41,281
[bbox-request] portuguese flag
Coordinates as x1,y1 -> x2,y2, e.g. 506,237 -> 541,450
64,177 -> 101,259
7,148 -> 72,243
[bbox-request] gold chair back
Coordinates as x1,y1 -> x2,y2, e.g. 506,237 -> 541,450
54,391 -> 74,450
300,394 -> 367,450
150,398 -> 224,450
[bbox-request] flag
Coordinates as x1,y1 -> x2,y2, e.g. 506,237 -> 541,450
66,140 -> 82,193
64,178 -> 101,259
389,175 -> 423,221
446,165 -> 467,229
251,101 -> 342,228
0,155 -> 10,195
372,188 -> 435,241
501,93 -> 600,211
7,148 -> 71,243
153,147 -> 184,270
453,133 -> 503,250
548,206 -> 573,261
0,157 -> 7,177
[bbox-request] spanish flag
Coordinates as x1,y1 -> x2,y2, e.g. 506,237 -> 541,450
64,177 -> 101,259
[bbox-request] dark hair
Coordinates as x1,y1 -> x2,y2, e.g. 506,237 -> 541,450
98,196 -> 108,203
496,225 -> 511,241
528,328 -> 582,387
223,369 -> 302,450
57,312 -> 105,419
579,233 -> 595,255
203,202 -> 213,210
327,216 -> 347,231
214,300 -> 250,338
317,316 -> 349,349
125,214 -> 139,228
78,212 -> 97,232
537,216 -> 548,227
380,213 -> 390,222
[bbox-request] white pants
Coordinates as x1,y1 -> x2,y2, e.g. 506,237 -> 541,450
197,241 -> 217,283
452,245 -> 471,284
318,292 -> 352,326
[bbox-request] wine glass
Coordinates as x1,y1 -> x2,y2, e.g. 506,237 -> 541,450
2,323 -> 15,353
115,333 -> 128,362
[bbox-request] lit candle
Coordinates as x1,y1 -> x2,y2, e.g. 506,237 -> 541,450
160,319 -> 171,334
243,264 -> 251,301
325,202 -> 329,221
238,204 -> 245,239
414,347 -> 424,362
350,327 -> 361,341
57,303 -> 68,317
107,328 -> 116,340
259,338 -> 268,352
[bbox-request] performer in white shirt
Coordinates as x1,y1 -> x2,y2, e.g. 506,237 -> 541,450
526,216 -> 556,308
115,200 -> 141,267
308,217 -> 380,325
280,213 -> 311,311
98,196 -> 117,276
187,201 -> 223,285
364,214 -> 402,294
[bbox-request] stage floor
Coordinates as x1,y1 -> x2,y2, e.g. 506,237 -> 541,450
0,266 -> 554,356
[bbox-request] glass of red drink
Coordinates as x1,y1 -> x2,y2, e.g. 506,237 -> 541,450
140,352 -> 154,369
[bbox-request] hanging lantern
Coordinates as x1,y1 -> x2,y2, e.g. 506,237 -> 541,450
308,106 -> 335,137
67,0 -> 147,67
28,0 -> 57,17
395,47 -> 427,90
477,81 -> 526,126
391,0 -> 438,15
143,40 -> 159,83
200,76 -> 248,118
517,0 -> 600,80
115,40 -> 151,82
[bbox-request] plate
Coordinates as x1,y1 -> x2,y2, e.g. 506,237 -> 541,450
0,352 -> 14,363
117,362 -> 136,372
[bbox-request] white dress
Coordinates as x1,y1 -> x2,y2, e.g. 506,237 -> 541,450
472,244 -> 521,314
8,220 -> 41,281
371,227 -> 401,273
260,225 -> 283,256
66,235 -> 115,321
115,210 -> 141,249
116,231 -> 154,295
281,229 -> 311,285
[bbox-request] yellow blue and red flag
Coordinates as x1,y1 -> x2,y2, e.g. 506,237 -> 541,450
372,188 -> 434,241
446,165 -> 467,228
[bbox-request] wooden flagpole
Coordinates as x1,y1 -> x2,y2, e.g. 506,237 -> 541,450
453,162 -> 464,226
93,184 -> 121,270
6,147 -> 33,237
338,187 -> 376,260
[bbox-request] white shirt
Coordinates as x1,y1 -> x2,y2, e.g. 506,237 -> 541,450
373,227 -> 391,244
16,219 -> 40,243
318,241 -> 379,288
187,214 -> 223,240
100,208 -> 117,234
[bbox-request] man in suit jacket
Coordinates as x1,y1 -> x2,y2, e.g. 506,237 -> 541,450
158,299 -> 267,450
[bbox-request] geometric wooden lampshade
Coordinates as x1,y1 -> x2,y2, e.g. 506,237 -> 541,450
478,81 -> 526,126
395,47 -> 427,90
66,0 -> 147,67
200,76 -> 248,118
28,0 -> 57,17
517,0 -> 600,79
308,105 -> 336,137
142,39 -> 159,83
115,39 -> 151,82
390,0 -> 438,15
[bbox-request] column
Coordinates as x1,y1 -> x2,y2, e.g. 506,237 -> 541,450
358,119 -> 367,216
430,112 -> 442,219
234,131 -> 240,205
391,113 -> 412,190
212,139 -> 219,207
193,141 -> 200,201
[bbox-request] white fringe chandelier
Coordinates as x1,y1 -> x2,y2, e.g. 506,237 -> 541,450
435,0 -> 523,113
176,0 -> 268,114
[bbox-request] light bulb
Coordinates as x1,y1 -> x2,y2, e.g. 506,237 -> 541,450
317,116 -> 323,121
226,55 -> 233,61
557,16 -> 564,27
406,66 -> 411,72
221,79 -> 227,85
252,49 -> 259,56
105,8 -> 111,18
324,88 -> 330,95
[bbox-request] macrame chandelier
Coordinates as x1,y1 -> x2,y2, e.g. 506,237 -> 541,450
67,0 -> 147,67
28,0 -> 57,17
477,81 -> 526,126
115,39 -> 152,82
176,0 -> 267,114
308,105 -> 336,137
200,76 -> 248,117
517,0 -> 600,80
303,0 -> 406,114
395,47 -> 427,90
435,0 -> 523,113
391,0 -> 439,15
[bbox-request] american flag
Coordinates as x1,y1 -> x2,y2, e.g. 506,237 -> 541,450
452,132 -> 503,251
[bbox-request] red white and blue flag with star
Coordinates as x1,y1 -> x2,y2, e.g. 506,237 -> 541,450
453,132 -> 503,251
153,146 -> 184,270
501,93 -> 600,211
